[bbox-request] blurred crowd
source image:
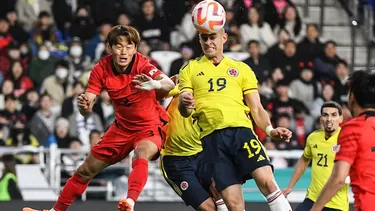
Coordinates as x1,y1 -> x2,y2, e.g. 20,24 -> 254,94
0,0 -> 352,171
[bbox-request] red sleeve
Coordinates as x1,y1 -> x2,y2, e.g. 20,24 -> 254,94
86,64 -> 103,95
141,62 -> 163,79
335,123 -> 360,165
22,77 -> 34,90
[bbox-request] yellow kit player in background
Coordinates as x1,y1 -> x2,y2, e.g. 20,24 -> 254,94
160,75 -> 228,211
283,101 -> 349,211
178,28 -> 292,211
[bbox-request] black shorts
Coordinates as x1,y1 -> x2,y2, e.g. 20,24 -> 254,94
201,127 -> 272,192
160,153 -> 211,209
296,198 -> 343,211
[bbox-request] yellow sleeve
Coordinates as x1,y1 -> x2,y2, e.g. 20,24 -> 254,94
303,135 -> 312,159
30,135 -> 40,147
241,63 -> 258,95
179,62 -> 193,94
5,138 -> 12,146
166,85 -> 180,98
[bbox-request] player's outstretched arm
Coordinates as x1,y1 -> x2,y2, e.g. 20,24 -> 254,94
133,74 -> 175,95
283,155 -> 311,196
311,160 -> 351,211
244,92 -> 292,141
77,92 -> 97,117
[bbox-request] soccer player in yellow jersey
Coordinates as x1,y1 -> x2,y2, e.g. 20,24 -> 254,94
160,76 -> 228,211
178,28 -> 292,211
283,101 -> 349,211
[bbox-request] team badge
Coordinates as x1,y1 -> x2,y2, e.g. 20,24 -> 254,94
180,181 -> 189,191
332,144 -> 340,153
149,69 -> 158,77
227,68 -> 239,77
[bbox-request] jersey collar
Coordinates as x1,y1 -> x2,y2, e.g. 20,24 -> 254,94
111,54 -> 136,76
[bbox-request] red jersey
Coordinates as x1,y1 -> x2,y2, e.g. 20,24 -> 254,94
86,53 -> 166,131
335,111 -> 375,210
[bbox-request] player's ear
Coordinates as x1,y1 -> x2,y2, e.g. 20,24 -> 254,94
106,43 -> 112,55
222,31 -> 228,44
339,115 -> 343,123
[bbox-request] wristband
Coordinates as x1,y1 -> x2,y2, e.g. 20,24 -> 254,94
265,125 -> 274,137
140,80 -> 162,90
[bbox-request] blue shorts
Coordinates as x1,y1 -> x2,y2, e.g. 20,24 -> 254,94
201,127 -> 272,191
160,153 -> 211,209
296,198 -> 343,211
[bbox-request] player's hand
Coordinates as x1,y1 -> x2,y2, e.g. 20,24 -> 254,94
77,93 -> 90,111
170,74 -> 179,85
132,74 -> 162,91
270,127 -> 292,142
180,92 -> 195,109
282,187 -> 292,197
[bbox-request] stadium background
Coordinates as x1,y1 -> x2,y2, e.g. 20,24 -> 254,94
0,0 -> 371,210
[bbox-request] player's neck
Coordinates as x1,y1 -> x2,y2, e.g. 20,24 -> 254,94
324,129 -> 339,140
354,107 -> 375,117
113,60 -> 128,74
207,54 -> 224,65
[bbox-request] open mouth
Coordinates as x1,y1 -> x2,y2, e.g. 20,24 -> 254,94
119,57 -> 127,63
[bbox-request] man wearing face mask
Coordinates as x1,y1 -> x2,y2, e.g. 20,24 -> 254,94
65,37 -> 91,82
40,60 -> 73,112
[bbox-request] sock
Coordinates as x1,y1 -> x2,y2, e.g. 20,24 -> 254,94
127,158 -> 149,202
53,173 -> 90,211
266,189 -> 292,211
215,199 -> 228,211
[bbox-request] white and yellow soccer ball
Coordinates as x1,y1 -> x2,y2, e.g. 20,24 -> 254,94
192,0 -> 226,34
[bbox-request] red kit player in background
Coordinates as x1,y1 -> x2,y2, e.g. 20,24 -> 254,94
23,25 -> 175,211
311,70 -> 375,211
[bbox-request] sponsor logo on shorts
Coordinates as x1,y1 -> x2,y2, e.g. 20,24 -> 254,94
149,69 -> 158,76
227,68 -> 239,77
332,144 -> 340,153
180,181 -> 189,191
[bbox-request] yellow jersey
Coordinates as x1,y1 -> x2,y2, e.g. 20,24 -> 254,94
179,55 -> 258,138
161,86 -> 202,156
303,129 -> 349,210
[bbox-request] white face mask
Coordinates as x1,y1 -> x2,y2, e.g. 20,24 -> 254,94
70,46 -> 83,57
9,50 -> 21,59
38,50 -> 50,60
20,46 -> 29,55
56,68 -> 68,79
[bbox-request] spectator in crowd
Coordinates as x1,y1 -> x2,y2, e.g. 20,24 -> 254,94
297,23 -> 324,62
16,0 -> 52,32
240,7 -> 277,54
28,44 -> 57,88
30,11 -> 62,47
0,81 -> 14,111
40,59 -> 73,110
289,64 -> 321,110
243,40 -> 272,84
61,138 -> 85,178
263,138 -> 288,168
69,7 -> 97,43
333,60 -> 350,103
8,60 -> 33,98
169,42 -> 194,77
223,7 -> 241,52
170,2 -> 197,50
0,154 -> 23,201
64,37 -> 91,82
89,129 -> 101,147
45,117 -> 71,148
61,81 -> 85,119
92,90 -> 114,131
6,10 -> 29,43
0,94 -> 19,129
5,113 -> 39,164
270,39 -> 300,83
29,94 -> 58,145
314,40 -> 343,81
67,108 -> 103,148
275,4 -> 305,42
21,89 -> 39,121
85,21 -> 112,61
137,40 -> 162,70
0,18 -> 13,50
266,28 -> 290,60
135,0 -> 170,50
0,41 -> 27,77
311,84 -> 336,118
18,42 -> 32,68
51,0 -> 74,39
117,12 -> 131,26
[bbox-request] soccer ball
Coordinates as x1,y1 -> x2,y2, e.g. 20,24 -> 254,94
192,0 -> 226,34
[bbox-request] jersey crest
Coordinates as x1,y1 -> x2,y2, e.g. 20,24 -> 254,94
332,144 -> 340,153
227,68 -> 239,77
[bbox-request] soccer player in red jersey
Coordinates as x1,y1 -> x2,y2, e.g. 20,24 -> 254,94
23,25 -> 175,211
312,70 -> 375,211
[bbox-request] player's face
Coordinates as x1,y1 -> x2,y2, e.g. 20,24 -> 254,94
108,36 -> 137,71
199,29 -> 227,58
321,107 -> 343,133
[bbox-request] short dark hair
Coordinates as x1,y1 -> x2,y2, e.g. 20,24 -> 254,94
347,70 -> 375,108
55,59 -> 70,69
321,101 -> 342,116
107,25 -> 141,47
324,40 -> 337,48
247,40 -> 260,48
89,129 -> 101,140
306,23 -> 319,32
285,39 -> 296,46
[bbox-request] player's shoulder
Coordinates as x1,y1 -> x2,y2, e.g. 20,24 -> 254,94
224,56 -> 252,70
93,55 -> 111,73
341,117 -> 365,132
307,129 -> 324,142
179,56 -> 204,73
